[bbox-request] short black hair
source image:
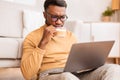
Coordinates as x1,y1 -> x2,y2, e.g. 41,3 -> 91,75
44,0 -> 67,11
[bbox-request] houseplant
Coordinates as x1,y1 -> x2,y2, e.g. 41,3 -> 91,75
102,7 -> 114,22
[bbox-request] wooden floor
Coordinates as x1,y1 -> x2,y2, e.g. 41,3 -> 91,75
0,68 -> 24,80
107,57 -> 120,64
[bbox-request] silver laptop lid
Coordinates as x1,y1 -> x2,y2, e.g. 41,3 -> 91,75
64,41 -> 115,73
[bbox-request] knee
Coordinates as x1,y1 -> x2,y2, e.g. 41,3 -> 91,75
101,64 -> 120,72
100,64 -> 120,80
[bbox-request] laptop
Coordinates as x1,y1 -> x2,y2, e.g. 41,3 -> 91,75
64,41 -> 115,73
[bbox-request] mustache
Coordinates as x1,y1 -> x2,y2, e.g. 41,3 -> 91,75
53,25 -> 63,27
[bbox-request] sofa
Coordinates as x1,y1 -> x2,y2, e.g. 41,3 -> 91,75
0,5 -> 45,79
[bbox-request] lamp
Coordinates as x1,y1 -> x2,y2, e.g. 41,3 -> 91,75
112,0 -> 120,10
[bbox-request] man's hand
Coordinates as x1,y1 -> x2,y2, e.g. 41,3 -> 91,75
38,25 -> 56,49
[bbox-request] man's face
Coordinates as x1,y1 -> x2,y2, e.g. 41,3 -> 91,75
44,5 -> 67,28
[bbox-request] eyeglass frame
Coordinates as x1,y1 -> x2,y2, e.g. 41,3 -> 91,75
46,11 -> 68,22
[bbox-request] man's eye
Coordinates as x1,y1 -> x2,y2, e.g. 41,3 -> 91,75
61,16 -> 66,19
51,16 -> 58,18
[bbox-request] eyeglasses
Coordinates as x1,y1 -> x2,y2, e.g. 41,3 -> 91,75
46,12 -> 68,22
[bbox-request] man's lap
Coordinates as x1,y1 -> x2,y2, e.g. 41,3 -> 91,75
40,72 -> 79,80
39,64 -> 120,80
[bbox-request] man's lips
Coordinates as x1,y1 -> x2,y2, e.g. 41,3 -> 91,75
54,25 -> 63,28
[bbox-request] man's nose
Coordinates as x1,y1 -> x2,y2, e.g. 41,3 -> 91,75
55,19 -> 63,24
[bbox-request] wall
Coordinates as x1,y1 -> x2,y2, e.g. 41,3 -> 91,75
0,0 -> 40,10
0,0 -> 116,22
66,0 -> 112,21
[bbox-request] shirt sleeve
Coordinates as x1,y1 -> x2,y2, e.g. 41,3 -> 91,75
20,34 -> 45,80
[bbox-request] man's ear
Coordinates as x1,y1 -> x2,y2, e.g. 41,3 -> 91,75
43,12 -> 47,19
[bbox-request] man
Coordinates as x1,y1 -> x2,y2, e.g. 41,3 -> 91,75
21,0 -> 120,80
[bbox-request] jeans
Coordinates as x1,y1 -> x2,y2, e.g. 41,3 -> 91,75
39,64 -> 120,80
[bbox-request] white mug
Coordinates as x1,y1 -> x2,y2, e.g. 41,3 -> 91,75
55,27 -> 66,38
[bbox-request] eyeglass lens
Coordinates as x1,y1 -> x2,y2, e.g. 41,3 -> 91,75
46,12 -> 68,22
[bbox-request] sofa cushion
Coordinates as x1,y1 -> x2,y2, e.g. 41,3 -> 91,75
64,20 -> 92,43
0,60 -> 20,67
23,10 -> 44,37
0,38 -> 19,58
0,7 -> 23,38
16,39 -> 24,59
